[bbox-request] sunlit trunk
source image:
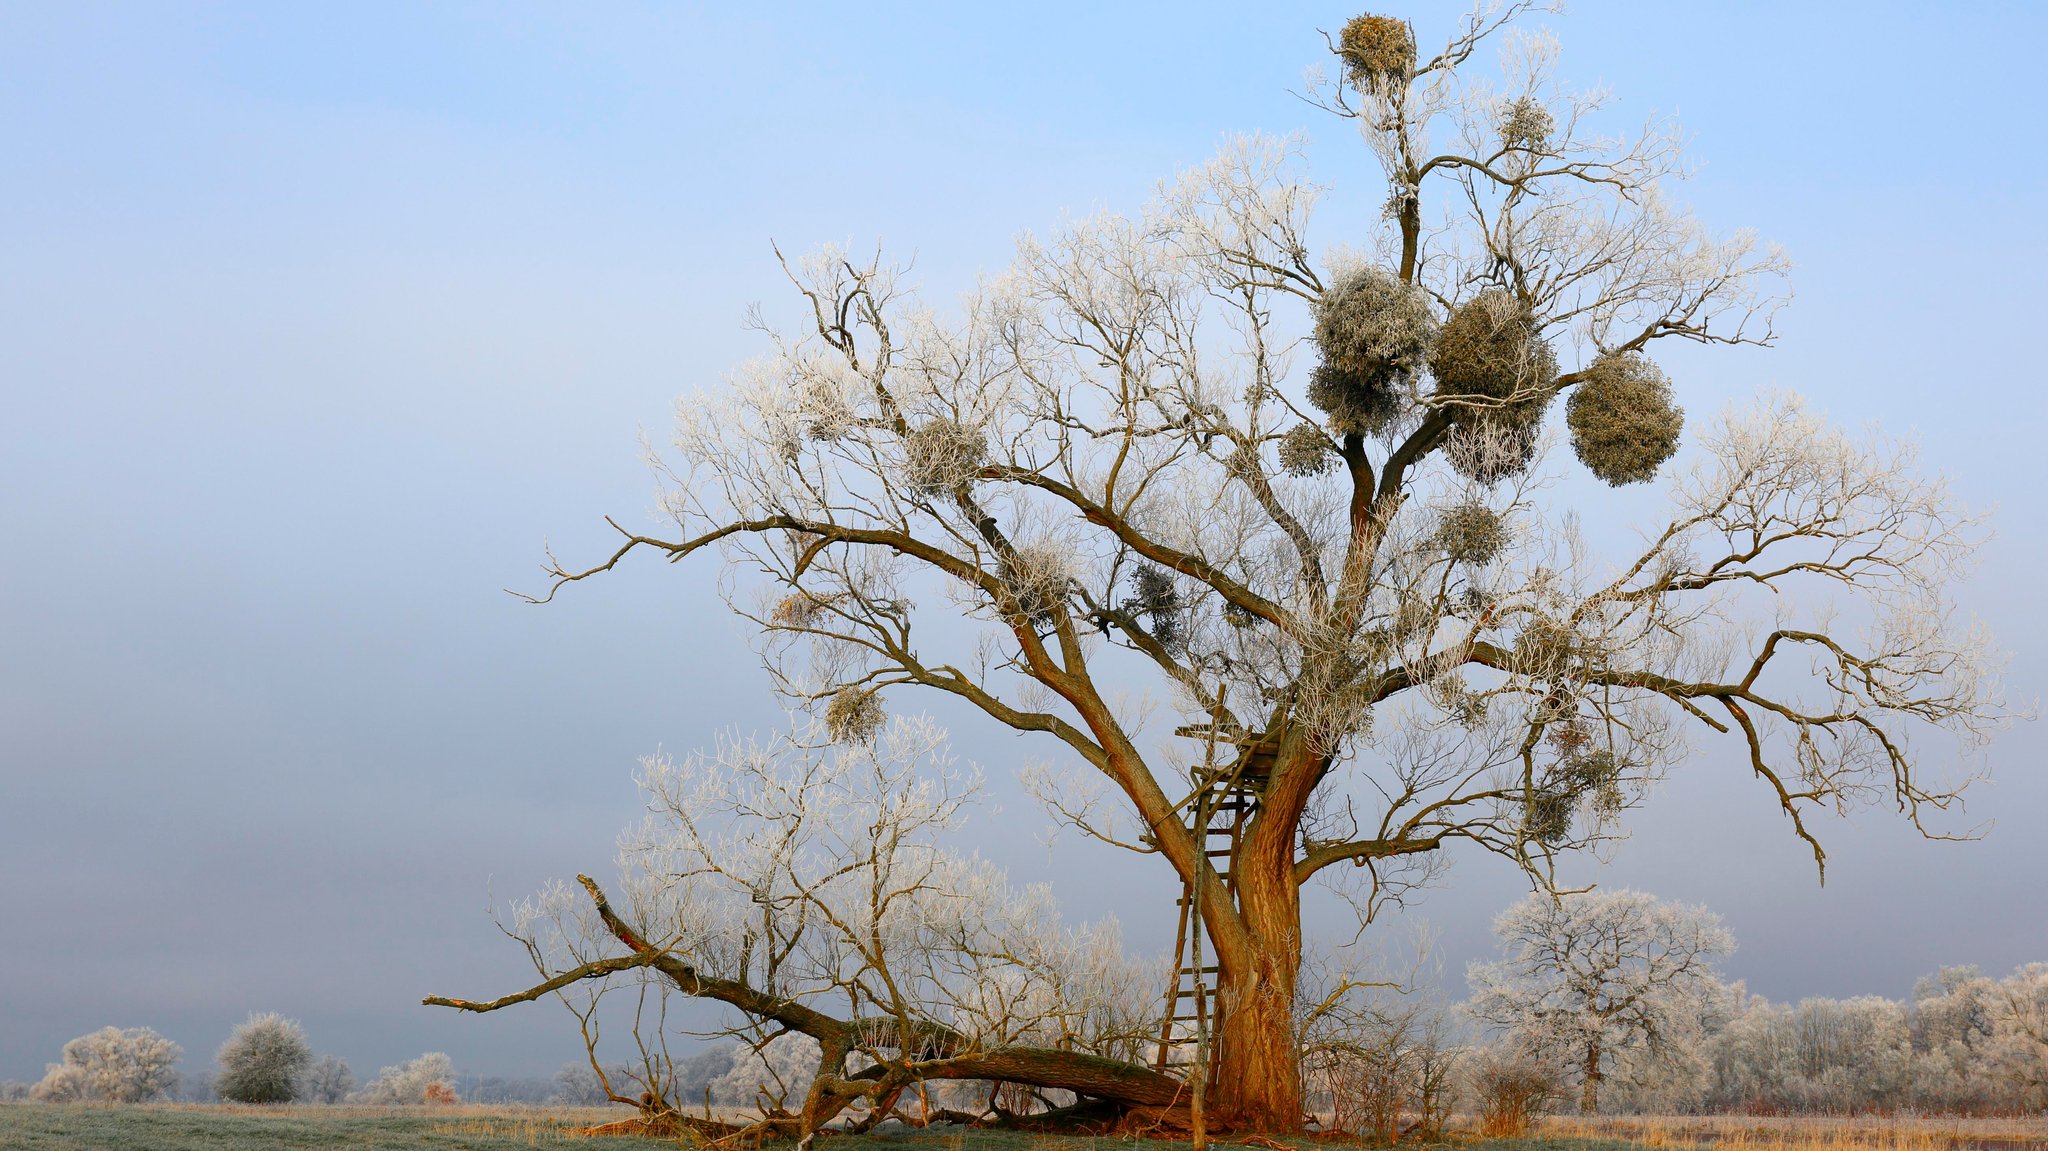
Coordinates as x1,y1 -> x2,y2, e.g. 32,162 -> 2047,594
1209,822 -> 1305,1132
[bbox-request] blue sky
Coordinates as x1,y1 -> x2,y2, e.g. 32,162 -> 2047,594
2,1 -> 2044,1083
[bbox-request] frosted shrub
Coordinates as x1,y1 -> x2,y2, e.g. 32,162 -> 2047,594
215,1012 -> 312,1104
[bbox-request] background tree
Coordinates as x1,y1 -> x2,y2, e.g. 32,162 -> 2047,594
1466,889 -> 1732,1113
1691,964 -> 2048,1114
214,1012 -> 312,1104
30,1026 -> 182,1103
354,1052 -> 457,1105
506,3 -> 2005,1130
301,1054 -> 354,1105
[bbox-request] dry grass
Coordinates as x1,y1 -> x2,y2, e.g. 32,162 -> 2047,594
1538,1114 -> 2048,1151
3,1103 -> 2040,1151
0,1102 -> 643,1149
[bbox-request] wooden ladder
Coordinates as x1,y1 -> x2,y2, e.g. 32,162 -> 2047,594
1154,743 -> 1267,1076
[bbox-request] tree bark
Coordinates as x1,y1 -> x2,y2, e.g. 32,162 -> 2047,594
1209,808 -> 1306,1132
1211,946 -> 1302,1130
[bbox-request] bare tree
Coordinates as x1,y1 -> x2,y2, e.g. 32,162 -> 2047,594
1984,964 -> 2048,1110
430,717 -> 1182,1140
30,1026 -> 182,1103
1466,889 -> 1732,1113
495,4 -> 2007,1130
215,1012 -> 312,1104
302,1054 -> 355,1105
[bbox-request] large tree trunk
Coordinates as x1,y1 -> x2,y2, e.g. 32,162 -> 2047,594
1211,945 -> 1302,1130
1209,822 -> 1305,1132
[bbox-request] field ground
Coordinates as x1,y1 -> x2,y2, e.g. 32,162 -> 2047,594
1543,1117 -> 2048,1151
0,1107 -> 2040,1151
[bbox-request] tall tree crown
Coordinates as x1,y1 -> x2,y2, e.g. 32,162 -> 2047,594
535,5 -> 2001,898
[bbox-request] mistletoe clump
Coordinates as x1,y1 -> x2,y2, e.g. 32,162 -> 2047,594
901,416 -> 986,494
1567,352 -> 1684,486
770,591 -> 832,629
1498,96 -> 1555,150
823,687 -> 885,744
1436,501 -> 1508,566
1338,13 -> 1415,91
1430,289 -> 1557,408
1526,724 -> 1630,837
1277,424 -> 1337,476
1122,565 -> 1186,650
1430,289 -> 1558,482
1309,363 -> 1407,437
1522,787 -> 1577,845
1000,544 -> 1074,628
1512,615 -> 1580,675
1307,265 -> 1435,436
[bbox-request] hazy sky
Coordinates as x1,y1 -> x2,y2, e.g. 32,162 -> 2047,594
3,2 -> 2044,1084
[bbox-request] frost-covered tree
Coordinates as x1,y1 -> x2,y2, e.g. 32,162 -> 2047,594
301,1054 -> 355,1105
712,1034 -> 823,1112
430,717 -> 1175,1141
551,1060 -> 633,1106
1984,964 -> 2048,1110
214,1013 -> 312,1104
354,1052 -> 456,1105
1703,993 -> 1913,1112
480,3 -> 2007,1131
30,1026 -> 182,1103
1467,889 -> 1732,1112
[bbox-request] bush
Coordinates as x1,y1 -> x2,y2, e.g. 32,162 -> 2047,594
1471,1047 -> 1558,1137
550,1061 -> 614,1106
31,1026 -> 182,1103
712,1034 -> 822,1112
215,1012 -> 312,1104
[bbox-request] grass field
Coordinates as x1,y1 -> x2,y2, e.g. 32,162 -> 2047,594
0,1106 -> 2039,1151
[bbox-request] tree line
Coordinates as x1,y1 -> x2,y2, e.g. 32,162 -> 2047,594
1,1015 -> 459,1106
